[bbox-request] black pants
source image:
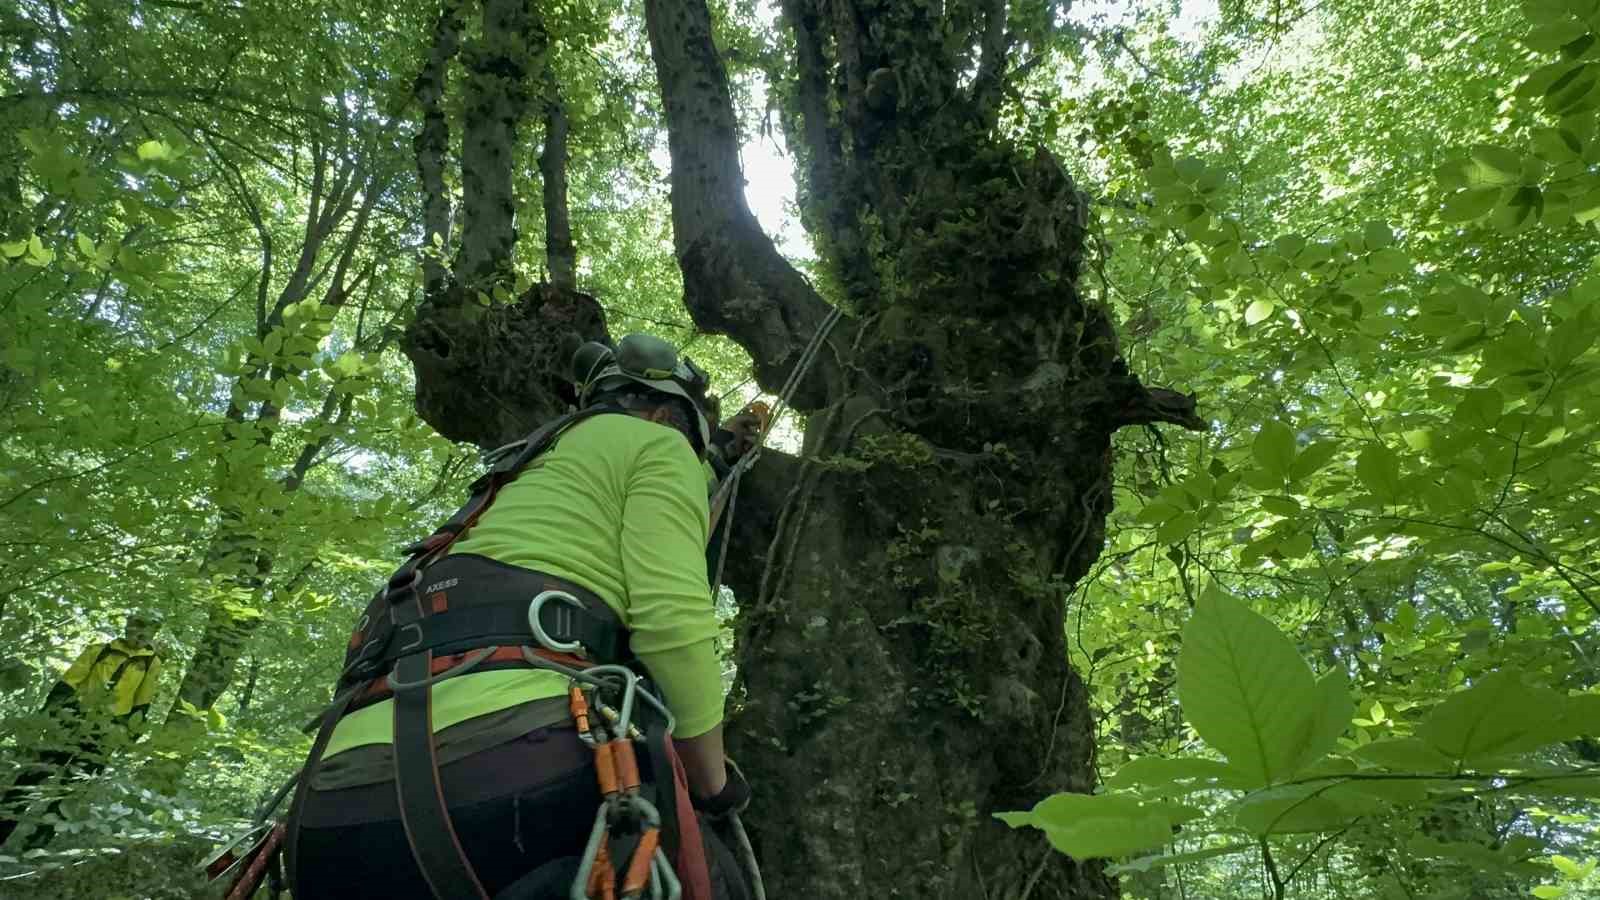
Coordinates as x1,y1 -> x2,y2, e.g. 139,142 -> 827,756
293,725 -> 748,900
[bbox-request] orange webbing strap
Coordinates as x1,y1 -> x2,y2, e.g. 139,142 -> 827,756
223,823 -> 285,900
612,740 -> 642,793
620,829 -> 660,898
588,841 -> 616,900
569,685 -> 592,738
594,742 -> 620,797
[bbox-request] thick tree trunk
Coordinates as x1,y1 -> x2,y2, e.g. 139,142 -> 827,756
641,0 -> 1201,895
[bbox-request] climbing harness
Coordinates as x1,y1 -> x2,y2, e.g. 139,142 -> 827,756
265,401 -> 715,900
201,319 -> 842,899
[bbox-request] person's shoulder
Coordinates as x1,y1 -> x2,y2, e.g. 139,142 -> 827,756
564,413 -> 692,461
566,411 -> 662,447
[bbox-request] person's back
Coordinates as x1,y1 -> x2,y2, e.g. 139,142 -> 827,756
288,334 -> 749,900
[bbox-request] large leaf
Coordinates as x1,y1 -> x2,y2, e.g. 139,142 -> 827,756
1289,669 -> 1354,774
1352,737 -> 1454,772
1440,187 -> 1502,222
1416,671 -> 1572,765
1231,783 -> 1370,835
1252,421 -> 1297,476
994,793 -> 1178,860
1177,589 -> 1328,786
1356,444 -> 1404,502
1105,756 -> 1254,795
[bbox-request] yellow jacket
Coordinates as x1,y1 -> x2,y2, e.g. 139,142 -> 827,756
59,638 -> 163,718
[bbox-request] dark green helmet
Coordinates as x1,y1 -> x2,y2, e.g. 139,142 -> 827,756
571,334 -> 713,452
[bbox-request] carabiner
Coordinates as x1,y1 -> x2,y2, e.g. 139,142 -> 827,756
570,807 -> 610,900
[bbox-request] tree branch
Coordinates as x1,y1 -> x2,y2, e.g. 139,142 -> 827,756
538,73 -> 576,291
414,0 -> 465,300
644,0 -> 847,408
453,0 -> 536,289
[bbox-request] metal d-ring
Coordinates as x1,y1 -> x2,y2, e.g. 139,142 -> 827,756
529,589 -> 585,654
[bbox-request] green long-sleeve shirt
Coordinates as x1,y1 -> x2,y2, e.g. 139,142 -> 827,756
324,413 -> 724,759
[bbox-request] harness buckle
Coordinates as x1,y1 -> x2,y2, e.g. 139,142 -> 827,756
384,568 -> 422,603
397,622 -> 423,653
529,590 -> 586,655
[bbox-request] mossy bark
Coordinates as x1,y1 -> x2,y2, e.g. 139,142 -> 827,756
645,0 -> 1201,895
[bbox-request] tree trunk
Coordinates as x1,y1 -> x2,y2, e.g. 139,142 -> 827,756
640,0 -> 1200,894
401,0 -> 1202,895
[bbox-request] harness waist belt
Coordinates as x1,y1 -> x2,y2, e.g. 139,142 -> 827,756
342,554 -> 634,689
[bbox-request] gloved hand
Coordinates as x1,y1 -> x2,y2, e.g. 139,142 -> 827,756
718,411 -> 761,461
692,757 -> 751,820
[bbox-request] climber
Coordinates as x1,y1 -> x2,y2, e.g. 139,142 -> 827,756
0,612 -> 164,848
284,333 -> 754,900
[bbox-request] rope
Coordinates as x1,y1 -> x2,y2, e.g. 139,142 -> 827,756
727,812 -> 767,900
709,307 -> 842,594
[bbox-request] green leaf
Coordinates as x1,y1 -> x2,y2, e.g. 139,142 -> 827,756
1156,513 -> 1197,545
1521,0 -> 1576,27
1292,670 -> 1353,774
1531,886 -> 1565,899
1252,421 -> 1296,476
23,235 -> 54,267
1352,737 -> 1454,771
1440,188 -> 1501,223
1177,588 -> 1327,786
1454,388 -> 1503,427
1467,145 -> 1525,185
1525,21 -> 1591,53
1416,671 -> 1571,765
1369,248 -> 1411,276
1231,784 -> 1366,835
1260,496 -> 1300,516
1289,441 -> 1341,482
0,238 -> 26,258
1356,444 -> 1403,502
1105,756 -> 1253,794
1136,502 -> 1183,526
1552,855 -> 1586,879
1362,220 -> 1394,250
995,793 -> 1176,860
1533,126 -> 1585,161
136,139 -> 170,161
1244,298 -> 1276,326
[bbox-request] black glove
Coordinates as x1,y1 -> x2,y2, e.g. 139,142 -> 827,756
692,758 -> 751,820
